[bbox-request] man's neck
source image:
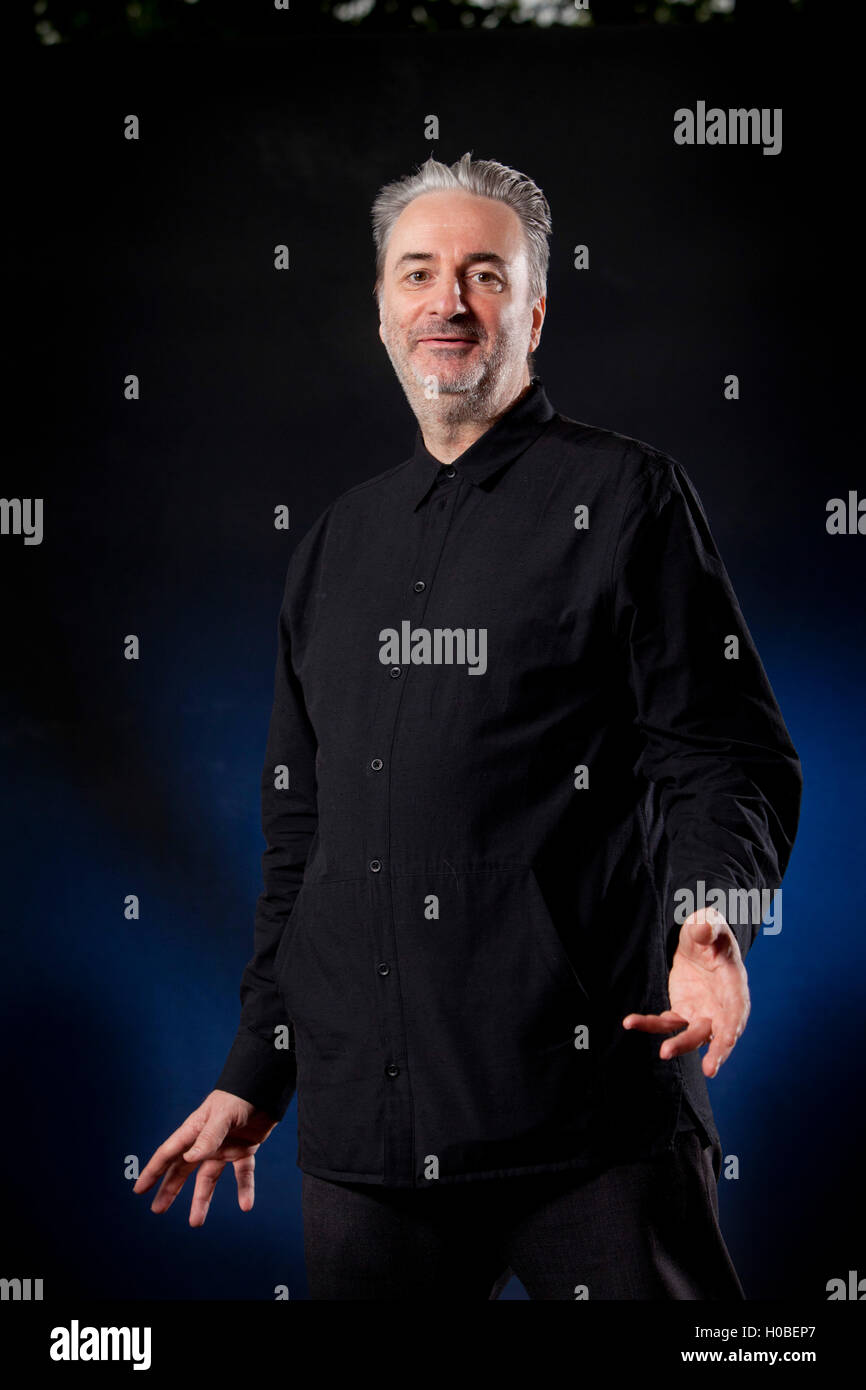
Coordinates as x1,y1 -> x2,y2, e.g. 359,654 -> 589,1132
418,373 -> 533,466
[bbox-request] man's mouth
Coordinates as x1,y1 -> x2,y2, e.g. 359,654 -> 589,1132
417,337 -> 478,346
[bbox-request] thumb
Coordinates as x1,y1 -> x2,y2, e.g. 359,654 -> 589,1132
685,907 -> 727,947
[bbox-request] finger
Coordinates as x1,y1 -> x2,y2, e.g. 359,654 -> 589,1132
622,1010 -> 689,1035
233,1156 -> 256,1213
658,1016 -> 713,1061
188,1159 -> 228,1228
133,1115 -> 206,1193
149,1156 -> 197,1215
182,1117 -> 231,1165
149,1146 -> 255,1217
684,912 -> 739,968
684,914 -> 718,948
685,907 -> 728,942
703,1022 -> 743,1078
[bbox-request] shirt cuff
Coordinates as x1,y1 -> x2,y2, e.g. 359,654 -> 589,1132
214,1026 -> 297,1122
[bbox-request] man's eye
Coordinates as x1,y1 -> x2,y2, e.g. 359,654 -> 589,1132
404,270 -> 501,285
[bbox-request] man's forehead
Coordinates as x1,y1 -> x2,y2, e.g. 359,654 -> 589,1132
387,190 -> 525,256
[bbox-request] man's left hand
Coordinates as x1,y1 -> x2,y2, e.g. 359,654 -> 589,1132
622,908 -> 751,1079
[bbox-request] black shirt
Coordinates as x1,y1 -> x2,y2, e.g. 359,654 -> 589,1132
215,376 -> 802,1187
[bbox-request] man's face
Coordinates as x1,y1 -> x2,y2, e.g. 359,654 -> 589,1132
377,189 -> 545,420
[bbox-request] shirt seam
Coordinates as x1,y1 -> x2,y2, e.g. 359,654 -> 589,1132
605,453 -> 676,637
301,861 -> 542,887
298,1136 -> 679,1188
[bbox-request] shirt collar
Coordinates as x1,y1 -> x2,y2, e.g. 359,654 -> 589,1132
409,375 -> 556,509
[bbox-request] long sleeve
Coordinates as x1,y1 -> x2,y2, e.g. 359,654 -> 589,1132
214,547 -> 319,1120
610,456 -> 803,966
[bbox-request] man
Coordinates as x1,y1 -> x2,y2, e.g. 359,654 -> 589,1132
135,153 -> 802,1300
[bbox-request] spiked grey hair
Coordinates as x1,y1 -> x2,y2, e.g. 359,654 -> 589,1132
370,152 -> 552,306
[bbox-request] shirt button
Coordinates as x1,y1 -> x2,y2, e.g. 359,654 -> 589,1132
389,666 -> 401,678
443,466 -> 456,478
413,580 -> 426,593
385,1063 -> 400,1078
377,962 -> 390,976
369,859 -> 382,872
370,758 -> 383,771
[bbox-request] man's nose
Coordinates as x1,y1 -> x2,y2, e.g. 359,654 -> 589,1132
428,276 -> 467,318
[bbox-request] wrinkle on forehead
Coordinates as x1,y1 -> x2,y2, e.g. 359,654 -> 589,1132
388,191 -> 527,262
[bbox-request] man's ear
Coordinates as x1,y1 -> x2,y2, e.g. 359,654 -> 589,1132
530,293 -> 546,353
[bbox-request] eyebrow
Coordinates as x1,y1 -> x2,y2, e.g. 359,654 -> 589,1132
393,251 -> 510,272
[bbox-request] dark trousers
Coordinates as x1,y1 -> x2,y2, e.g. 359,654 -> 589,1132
300,1130 -> 746,1300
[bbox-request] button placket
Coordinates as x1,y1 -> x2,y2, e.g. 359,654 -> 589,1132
372,474 -> 463,1184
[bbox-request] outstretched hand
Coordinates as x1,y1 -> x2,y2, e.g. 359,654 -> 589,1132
133,1089 -> 278,1227
622,908 -> 750,1079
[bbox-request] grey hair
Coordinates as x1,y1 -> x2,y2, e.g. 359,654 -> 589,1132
371,151 -> 552,306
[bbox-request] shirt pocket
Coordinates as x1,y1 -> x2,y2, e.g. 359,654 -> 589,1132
527,864 -> 592,1005
390,863 -> 591,1060
272,883 -> 310,995
273,878 -> 380,1050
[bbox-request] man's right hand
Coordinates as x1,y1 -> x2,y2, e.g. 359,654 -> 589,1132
133,1089 -> 278,1227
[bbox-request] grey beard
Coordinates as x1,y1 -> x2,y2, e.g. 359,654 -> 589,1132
385,336 -> 512,425
417,382 -> 499,425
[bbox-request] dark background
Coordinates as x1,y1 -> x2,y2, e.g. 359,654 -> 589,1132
4,1 -> 863,1301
